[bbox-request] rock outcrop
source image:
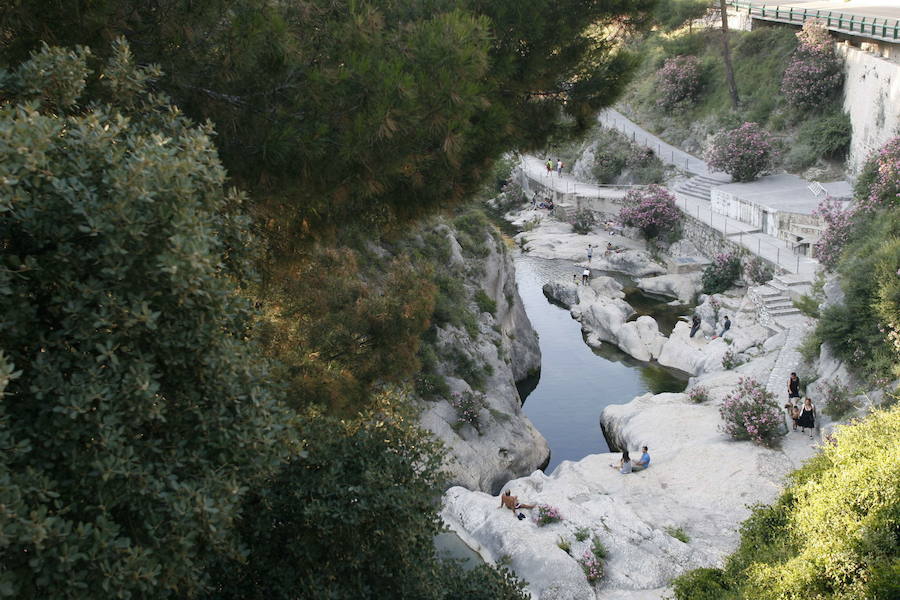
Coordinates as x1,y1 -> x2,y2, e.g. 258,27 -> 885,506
443,328 -> 819,599
635,272 -> 701,303
418,223 -> 548,493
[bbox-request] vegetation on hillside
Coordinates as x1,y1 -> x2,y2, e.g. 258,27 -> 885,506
0,1 -> 660,597
673,406 -> 900,600
619,18 -> 850,177
812,138 -> 900,387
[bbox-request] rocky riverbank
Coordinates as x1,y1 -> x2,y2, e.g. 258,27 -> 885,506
417,222 -> 549,493
440,203 -> 825,598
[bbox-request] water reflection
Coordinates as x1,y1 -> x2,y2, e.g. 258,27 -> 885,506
514,255 -> 688,473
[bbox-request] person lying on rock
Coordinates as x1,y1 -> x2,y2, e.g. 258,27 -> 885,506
631,446 -> 651,471
499,490 -> 536,513
609,450 -> 632,474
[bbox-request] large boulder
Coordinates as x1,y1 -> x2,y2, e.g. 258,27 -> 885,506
543,280 -> 581,308
615,316 -> 667,362
598,249 -> 667,278
589,275 -> 626,299
636,272 -> 702,304
581,297 -> 635,345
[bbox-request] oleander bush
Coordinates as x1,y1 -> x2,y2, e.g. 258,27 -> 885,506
706,122 -> 777,182
719,377 -> 782,446
572,209 -> 597,234
449,390 -> 486,431
618,184 -> 682,240
821,378 -> 856,420
688,385 -> 710,403
701,252 -> 742,294
656,55 -> 702,111
781,20 -> 843,111
534,504 -> 563,526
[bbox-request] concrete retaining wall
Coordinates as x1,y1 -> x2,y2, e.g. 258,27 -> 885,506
838,43 -> 900,173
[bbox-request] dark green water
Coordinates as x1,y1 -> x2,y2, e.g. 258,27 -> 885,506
515,255 -> 689,473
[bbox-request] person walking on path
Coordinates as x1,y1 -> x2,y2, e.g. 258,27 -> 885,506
797,397 -> 816,438
689,314 -> 701,338
788,372 -> 801,401
582,268 -> 590,285
556,159 -> 563,176
546,159 -> 553,174
587,244 -> 593,263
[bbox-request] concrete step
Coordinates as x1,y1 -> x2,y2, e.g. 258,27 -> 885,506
769,306 -> 802,316
675,188 -> 711,201
765,300 -> 795,310
773,273 -> 815,287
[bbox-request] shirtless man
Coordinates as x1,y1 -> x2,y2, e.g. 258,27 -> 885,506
499,490 -> 535,513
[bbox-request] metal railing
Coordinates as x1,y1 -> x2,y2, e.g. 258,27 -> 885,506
728,1 -> 900,42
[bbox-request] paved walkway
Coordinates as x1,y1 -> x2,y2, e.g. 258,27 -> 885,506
521,109 -> 821,277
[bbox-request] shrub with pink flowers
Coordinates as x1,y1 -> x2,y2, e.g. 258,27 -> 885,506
579,550 -> 604,583
706,122 -> 777,182
534,504 -> 562,526
656,55 -> 702,112
815,137 -> 900,269
618,184 -> 682,240
812,196 -> 854,270
781,20 -> 843,110
701,252 -> 741,294
688,385 -> 709,403
719,377 -> 783,446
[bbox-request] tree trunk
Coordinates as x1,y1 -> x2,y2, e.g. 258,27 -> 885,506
718,0 -> 740,109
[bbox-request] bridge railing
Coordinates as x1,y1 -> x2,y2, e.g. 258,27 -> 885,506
727,1 -> 900,42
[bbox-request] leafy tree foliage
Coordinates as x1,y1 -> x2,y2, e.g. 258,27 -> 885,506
673,406 -> 900,600
255,244 -> 436,412
1,0 -> 655,231
203,398 -> 528,600
0,42 -> 288,598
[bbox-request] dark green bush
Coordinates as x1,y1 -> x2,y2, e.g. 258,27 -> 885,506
572,209 -> 597,234
799,110 -> 851,159
475,289 -> 498,315
672,568 -> 730,600
701,253 -> 741,294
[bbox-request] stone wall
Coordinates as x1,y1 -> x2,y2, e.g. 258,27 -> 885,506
680,211 -> 786,275
837,43 -> 900,173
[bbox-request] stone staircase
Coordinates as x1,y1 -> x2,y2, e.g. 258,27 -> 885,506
749,273 -> 815,332
672,174 -> 728,202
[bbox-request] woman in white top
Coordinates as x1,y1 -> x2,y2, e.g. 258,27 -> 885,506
610,450 -> 632,474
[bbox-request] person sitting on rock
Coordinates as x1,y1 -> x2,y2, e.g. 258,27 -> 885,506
609,450 -> 632,474
711,315 -> 731,340
499,490 -> 535,513
631,446 -> 651,471
605,241 -> 614,256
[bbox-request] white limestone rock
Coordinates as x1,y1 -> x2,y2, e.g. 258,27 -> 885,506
581,297 -> 635,345
599,249 -> 667,278
419,223 -> 547,493
657,322 -> 710,375
589,275 -> 626,299
543,281 -> 581,308
636,272 -> 702,303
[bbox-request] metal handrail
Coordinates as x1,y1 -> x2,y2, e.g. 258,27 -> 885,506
727,1 -> 900,42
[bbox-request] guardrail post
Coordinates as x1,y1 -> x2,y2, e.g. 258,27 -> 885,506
777,248 -> 780,266
796,254 -> 800,273
758,239 -> 761,254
